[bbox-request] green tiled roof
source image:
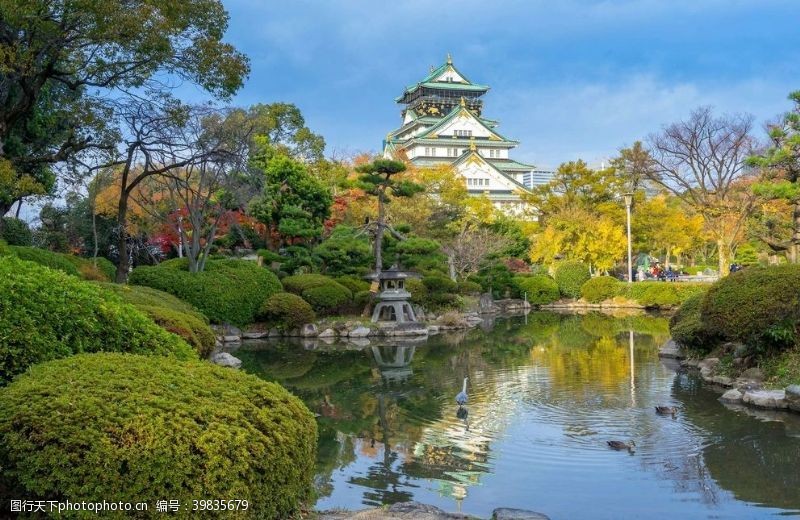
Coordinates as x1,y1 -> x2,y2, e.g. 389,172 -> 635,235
488,159 -> 535,171
416,105 -> 511,141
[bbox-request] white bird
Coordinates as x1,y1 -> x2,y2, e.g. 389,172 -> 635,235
456,377 -> 468,406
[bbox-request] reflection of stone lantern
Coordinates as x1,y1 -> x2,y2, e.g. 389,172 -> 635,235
367,265 -> 418,323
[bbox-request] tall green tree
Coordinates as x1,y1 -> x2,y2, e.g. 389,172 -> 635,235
249,151 -> 332,251
748,91 -> 800,262
354,159 -> 423,272
0,0 -> 250,215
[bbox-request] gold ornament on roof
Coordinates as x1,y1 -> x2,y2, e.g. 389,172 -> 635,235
469,138 -> 477,152
460,96 -> 466,108
446,52 -> 453,65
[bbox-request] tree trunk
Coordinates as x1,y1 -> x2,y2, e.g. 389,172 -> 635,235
115,192 -> 130,283
14,198 -> 23,218
791,200 -> 800,264
717,239 -> 731,277
374,191 -> 385,272
664,246 -> 671,269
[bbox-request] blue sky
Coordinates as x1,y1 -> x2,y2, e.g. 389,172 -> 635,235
190,0 -> 799,168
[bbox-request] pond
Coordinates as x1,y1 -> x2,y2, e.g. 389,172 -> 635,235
237,312 -> 800,519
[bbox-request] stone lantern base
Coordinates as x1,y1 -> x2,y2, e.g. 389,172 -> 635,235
372,300 -> 417,323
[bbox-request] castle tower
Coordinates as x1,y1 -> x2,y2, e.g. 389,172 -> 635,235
383,54 -> 552,215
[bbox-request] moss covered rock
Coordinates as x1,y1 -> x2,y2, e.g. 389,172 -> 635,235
0,353 -> 317,519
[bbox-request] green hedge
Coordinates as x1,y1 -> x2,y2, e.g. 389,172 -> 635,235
130,259 -> 282,326
513,275 -> 560,305
554,261 -> 591,298
260,292 -> 316,331
97,283 -> 208,321
0,257 -> 195,384
0,353 -> 317,519
0,217 -> 32,246
701,265 -> 800,352
619,282 -> 707,308
669,292 -> 712,353
580,276 -> 621,303
422,274 -> 458,293
457,280 -> 482,295
302,284 -> 352,314
5,245 -> 80,276
282,273 -> 348,295
335,275 -> 370,294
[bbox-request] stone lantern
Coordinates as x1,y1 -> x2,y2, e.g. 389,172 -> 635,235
367,265 -> 418,323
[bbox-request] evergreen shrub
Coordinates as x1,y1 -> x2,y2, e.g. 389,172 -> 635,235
620,282 -> 706,308
554,261 -> 591,298
5,245 -> 80,276
130,259 -> 282,326
302,284 -> 352,314
701,265 -> 800,352
0,353 -> 317,519
260,292 -> 316,331
513,275 -> 560,305
669,292 -> 713,353
580,276 -> 621,303
457,280 -> 482,295
0,257 -> 194,384
0,217 -> 32,246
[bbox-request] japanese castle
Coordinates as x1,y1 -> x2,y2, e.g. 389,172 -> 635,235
383,54 -> 553,214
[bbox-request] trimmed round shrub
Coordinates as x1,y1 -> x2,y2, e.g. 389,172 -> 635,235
130,259 -> 282,326
97,283 -> 208,322
513,275 -> 560,305
701,265 -> 800,352
457,280 -> 482,296
5,245 -> 80,276
406,277 -> 428,306
335,275 -> 370,294
354,289 -> 372,308
94,256 -> 117,280
282,273 -> 348,295
0,217 -> 32,246
260,292 -> 316,331
580,276 -> 621,303
422,274 -> 458,293
0,353 -> 317,519
554,261 -> 591,299
619,282 -> 707,308
302,284 -> 352,314
0,257 -> 195,384
669,292 -> 713,353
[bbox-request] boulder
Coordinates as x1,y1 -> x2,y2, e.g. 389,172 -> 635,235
427,325 -> 440,335
268,328 -> 281,338
348,326 -> 371,338
210,352 -> 242,369
222,335 -> 241,344
720,388 -> 744,403
786,385 -> 800,412
242,330 -> 269,339
739,367 -> 764,381
709,375 -> 735,387
300,323 -> 318,337
492,508 -> 551,520
318,328 -> 336,338
658,339 -> 684,359
742,389 -> 788,409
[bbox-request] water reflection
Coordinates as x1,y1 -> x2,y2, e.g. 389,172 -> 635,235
237,312 -> 800,519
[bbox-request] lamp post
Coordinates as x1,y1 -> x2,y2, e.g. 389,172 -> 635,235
624,193 -> 633,283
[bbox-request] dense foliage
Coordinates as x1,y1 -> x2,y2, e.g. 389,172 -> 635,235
668,293 -> 711,353
0,217 -> 32,245
580,276 -> 621,303
0,353 -> 317,519
313,225 -> 372,276
302,285 -> 352,314
98,283 -> 215,357
130,258 -> 282,326
0,257 -> 194,384
701,265 -> 800,352
554,261 -> 591,298
618,282 -> 707,308
260,292 -> 316,331
513,275 -> 560,305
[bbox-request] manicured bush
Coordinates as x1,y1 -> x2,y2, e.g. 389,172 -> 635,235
354,289 -> 372,309
457,280 -> 483,295
0,353 -> 317,519
260,292 -> 316,331
94,256 -> 117,280
422,274 -> 458,293
302,284 -> 352,314
554,261 -> 591,299
701,265 -> 800,352
62,254 -> 113,281
513,275 -> 560,305
0,217 -> 32,246
0,257 -> 195,384
335,275 -> 371,294
620,282 -> 707,308
5,245 -> 80,276
313,225 -> 373,275
669,292 -> 713,353
282,273 -> 348,295
406,277 -> 428,306
580,276 -> 621,303
130,259 -> 282,326
97,283 -> 215,357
